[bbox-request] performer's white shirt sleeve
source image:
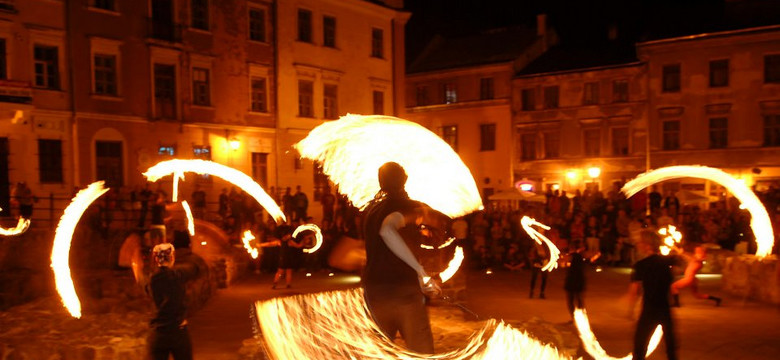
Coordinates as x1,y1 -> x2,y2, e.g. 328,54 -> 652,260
379,211 -> 425,276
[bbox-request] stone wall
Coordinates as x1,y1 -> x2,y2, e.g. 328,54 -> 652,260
721,254 -> 780,304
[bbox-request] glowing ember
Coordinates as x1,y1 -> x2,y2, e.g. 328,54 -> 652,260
420,237 -> 456,250
294,114 -> 483,218
574,309 -> 661,360
622,166 -> 774,258
657,225 -> 682,256
0,217 -> 31,236
439,246 -> 465,283
254,288 -> 571,360
181,200 -> 195,236
144,159 -> 286,223
520,216 -> 561,272
293,224 -> 323,254
52,182 -> 110,318
242,230 -> 259,259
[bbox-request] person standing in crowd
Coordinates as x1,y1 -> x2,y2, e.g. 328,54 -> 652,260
564,240 -> 588,319
293,185 -> 309,221
320,186 -> 336,222
671,246 -> 721,307
218,188 -> 229,219
627,230 -> 678,360
260,223 -> 304,289
282,187 -> 294,221
11,181 -> 35,219
362,162 -> 440,354
528,242 -> 549,299
147,243 -> 199,360
190,184 -> 207,220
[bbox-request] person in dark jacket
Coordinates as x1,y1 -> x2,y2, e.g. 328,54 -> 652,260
147,243 -> 199,360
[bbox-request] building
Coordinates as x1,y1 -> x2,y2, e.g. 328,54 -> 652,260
637,25 -> 780,196
405,16 -> 554,202
274,0 -> 408,219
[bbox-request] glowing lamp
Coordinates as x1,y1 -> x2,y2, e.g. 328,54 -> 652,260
551,184 -> 560,190
566,170 -> 577,180
519,183 -> 533,192
229,138 -> 240,150
587,167 -> 601,179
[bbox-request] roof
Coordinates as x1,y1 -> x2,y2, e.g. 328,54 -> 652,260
515,41 -> 638,77
407,26 -> 539,74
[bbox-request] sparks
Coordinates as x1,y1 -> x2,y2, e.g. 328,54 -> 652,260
0,217 -> 31,236
294,114 -> 483,218
254,288 -> 572,360
181,200 -> 195,236
293,224 -> 323,254
51,182 -> 110,318
143,159 -> 286,223
622,165 -> 774,258
520,216 -> 561,272
574,309 -> 662,360
439,246 -> 465,283
242,230 -> 259,259
657,225 -> 682,256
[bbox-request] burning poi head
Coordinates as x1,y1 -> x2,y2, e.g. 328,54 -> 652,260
153,243 -> 175,267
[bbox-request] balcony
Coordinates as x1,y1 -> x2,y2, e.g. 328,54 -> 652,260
147,18 -> 182,43
0,80 -> 32,104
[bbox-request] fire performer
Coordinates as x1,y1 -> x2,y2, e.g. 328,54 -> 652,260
671,246 -> 721,307
147,243 -> 200,360
362,162 -> 441,354
627,230 -> 678,360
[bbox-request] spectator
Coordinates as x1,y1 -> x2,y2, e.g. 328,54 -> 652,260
11,181 -> 36,219
282,187 -> 294,220
191,185 -> 207,220
293,185 -> 309,221
321,186 -> 336,222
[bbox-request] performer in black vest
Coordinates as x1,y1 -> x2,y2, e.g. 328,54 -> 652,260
362,162 -> 440,354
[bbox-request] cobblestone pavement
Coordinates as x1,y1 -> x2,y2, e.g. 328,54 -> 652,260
189,267 -> 780,359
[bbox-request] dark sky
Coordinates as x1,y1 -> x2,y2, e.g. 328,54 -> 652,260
402,0 -> 780,63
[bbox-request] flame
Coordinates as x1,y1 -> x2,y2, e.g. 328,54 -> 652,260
242,230 -> 259,259
520,216 -> 561,272
181,200 -> 195,236
51,182 -> 110,318
254,288 -> 572,360
574,309 -> 662,360
657,225 -> 682,256
143,159 -> 286,223
420,237 -> 456,250
622,165 -> 774,258
294,114 -> 483,218
0,217 -> 31,236
439,246 -> 464,283
171,171 -> 184,202
293,224 -> 323,254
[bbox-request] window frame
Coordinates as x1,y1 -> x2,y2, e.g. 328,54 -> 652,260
248,5 -> 267,43
765,54 -> 780,84
191,67 -> 211,106
323,15 -> 336,48
612,79 -> 628,103
371,28 -> 384,59
708,117 -> 728,149
90,37 -> 122,98
33,45 -> 60,90
372,90 -> 384,115
662,120 -> 681,150
323,83 -> 338,119
298,9 -> 313,43
441,125 -> 458,152
543,131 -> 559,159
190,0 -> 210,31
543,86 -> 559,109
298,79 -> 314,118
521,88 -> 535,111
763,114 -> 780,147
38,139 -> 63,184
583,81 -> 599,105
479,123 -> 496,151
662,64 -> 681,93
709,59 -> 729,88
479,77 -> 494,100
520,132 -> 537,161
611,126 -> 629,156
583,128 -> 601,157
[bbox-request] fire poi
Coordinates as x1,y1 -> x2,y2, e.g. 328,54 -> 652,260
520,216 -> 561,272
0,216 -> 31,236
292,223 -> 324,254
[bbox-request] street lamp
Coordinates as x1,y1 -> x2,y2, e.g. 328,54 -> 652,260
587,167 -> 601,179
229,138 -> 241,151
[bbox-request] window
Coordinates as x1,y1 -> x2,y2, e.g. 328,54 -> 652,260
38,139 -> 63,184
158,144 -> 176,156
323,16 -> 336,48
324,84 -> 338,119
298,9 -> 312,43
441,125 -> 458,151
766,55 -> 780,83
34,45 -> 60,90
251,152 -> 268,187
298,80 -> 313,117
442,82 -> 457,104
249,7 -> 266,42
662,64 -> 680,92
154,64 -> 176,119
191,0 -> 209,30
709,59 -> 729,87
764,114 -> 780,147
709,118 -> 728,149
612,80 -> 628,103
662,120 -> 680,150
480,78 -> 494,100
583,82 -> 599,105
543,86 -> 559,109
480,124 -> 496,151
192,67 -> 210,106
93,54 -> 117,95
193,145 -> 211,160
0,39 -> 5,79
371,28 -> 383,58
521,88 -> 535,111
520,133 -> 536,161
583,128 -> 601,157
372,90 -> 384,115
251,77 -> 267,112
543,131 -> 559,159
96,140 -> 123,187
611,127 -> 629,156
416,85 -> 429,106
313,164 -> 328,201
93,0 -> 115,11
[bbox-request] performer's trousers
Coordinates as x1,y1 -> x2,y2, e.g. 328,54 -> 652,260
148,325 -> 193,360
364,288 -> 434,354
633,310 -> 677,360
